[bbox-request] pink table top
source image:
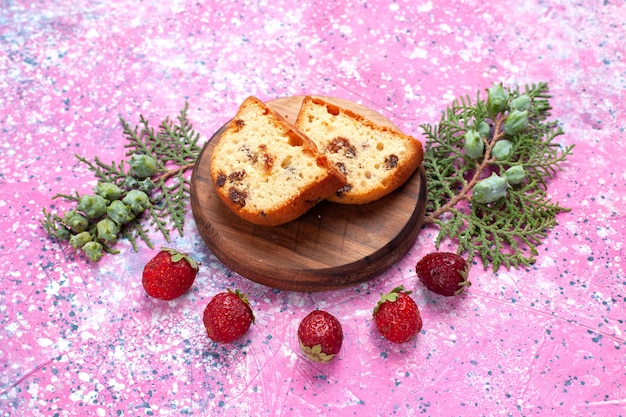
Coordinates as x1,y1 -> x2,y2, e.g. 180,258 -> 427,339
1,1 -> 625,416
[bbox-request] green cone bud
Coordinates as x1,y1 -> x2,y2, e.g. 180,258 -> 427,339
139,178 -> 156,193
97,217 -> 120,244
83,241 -> 104,262
63,210 -> 89,233
472,173 -> 509,204
504,165 -> 527,185
487,84 -> 509,115
122,190 -> 151,214
464,130 -> 484,160
129,154 -> 158,179
510,94 -> 531,111
107,200 -> 135,225
54,226 -> 71,241
492,140 -> 514,160
69,231 -> 93,249
94,182 -> 122,201
504,110 -> 529,136
76,194 -> 108,219
477,121 -> 491,138
123,176 -> 138,189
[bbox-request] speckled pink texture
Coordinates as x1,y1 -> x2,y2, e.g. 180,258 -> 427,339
1,0 -> 625,416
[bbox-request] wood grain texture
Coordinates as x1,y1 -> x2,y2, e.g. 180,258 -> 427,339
190,96 -> 426,292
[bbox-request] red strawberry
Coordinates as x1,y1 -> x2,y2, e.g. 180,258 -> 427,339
415,252 -> 471,296
203,289 -> 255,343
373,286 -> 422,344
297,310 -> 343,363
142,248 -> 199,300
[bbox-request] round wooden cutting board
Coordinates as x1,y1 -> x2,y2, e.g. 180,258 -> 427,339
190,96 -> 426,292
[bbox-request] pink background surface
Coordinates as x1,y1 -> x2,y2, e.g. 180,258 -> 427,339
1,0 -> 625,416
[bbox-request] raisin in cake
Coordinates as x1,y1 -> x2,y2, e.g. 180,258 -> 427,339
295,96 -> 424,204
210,96 -> 347,226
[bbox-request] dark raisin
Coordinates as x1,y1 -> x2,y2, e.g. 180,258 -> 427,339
327,137 -> 356,158
228,187 -> 247,207
384,154 -> 399,169
336,184 -> 352,196
336,162 -> 347,175
241,146 -> 258,163
228,170 -> 246,182
216,173 -> 226,187
248,153 -> 259,163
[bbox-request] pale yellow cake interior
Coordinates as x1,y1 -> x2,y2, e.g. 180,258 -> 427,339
213,103 -> 329,213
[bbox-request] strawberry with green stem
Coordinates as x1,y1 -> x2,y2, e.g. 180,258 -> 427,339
415,252 -> 471,297
142,248 -> 199,300
373,286 -> 422,344
297,310 -> 343,363
203,289 -> 255,343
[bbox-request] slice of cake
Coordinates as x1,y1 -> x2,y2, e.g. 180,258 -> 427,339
295,96 -> 424,204
210,96 -> 347,226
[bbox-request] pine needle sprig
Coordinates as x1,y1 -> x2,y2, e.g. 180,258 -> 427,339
149,172 -> 191,238
40,102 -> 203,261
74,155 -> 130,185
421,82 -> 574,271
120,102 -> 201,176
121,218 -> 153,252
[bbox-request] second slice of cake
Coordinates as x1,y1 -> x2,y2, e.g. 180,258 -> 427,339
296,96 -> 423,204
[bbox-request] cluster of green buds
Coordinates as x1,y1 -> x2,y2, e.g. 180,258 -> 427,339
61,183 -> 152,261
486,84 -> 530,139
464,85 -> 533,204
51,153 -> 158,261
